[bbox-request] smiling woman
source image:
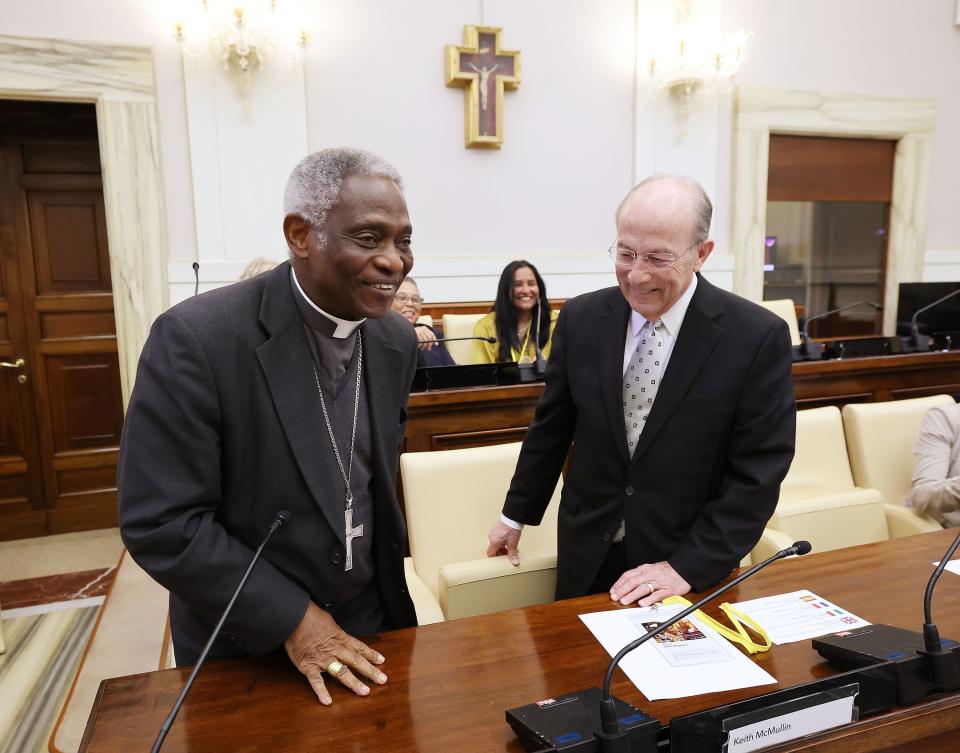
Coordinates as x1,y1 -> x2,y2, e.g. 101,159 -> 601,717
471,260 -> 558,364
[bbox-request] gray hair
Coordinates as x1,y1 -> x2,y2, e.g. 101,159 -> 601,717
615,174 -> 713,244
283,147 -> 403,244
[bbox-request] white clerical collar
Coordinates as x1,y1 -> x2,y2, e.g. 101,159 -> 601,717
630,273 -> 698,340
290,266 -> 365,339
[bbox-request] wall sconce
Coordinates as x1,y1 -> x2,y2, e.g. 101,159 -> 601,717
646,0 -> 752,105
173,1 -> 311,94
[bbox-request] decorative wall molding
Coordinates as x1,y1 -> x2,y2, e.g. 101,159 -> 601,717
0,34 -> 169,407
731,86 -> 936,334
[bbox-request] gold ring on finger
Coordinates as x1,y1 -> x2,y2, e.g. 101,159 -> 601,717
326,660 -> 347,677
646,582 -> 654,595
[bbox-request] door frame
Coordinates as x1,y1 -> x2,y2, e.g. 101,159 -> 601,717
0,34 -> 169,407
730,86 -> 936,335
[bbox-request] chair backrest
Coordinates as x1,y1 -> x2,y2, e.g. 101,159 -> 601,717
842,394 -> 956,506
441,313 -> 486,364
780,406 -> 857,503
400,442 -> 561,599
758,299 -> 801,346
416,314 -> 433,327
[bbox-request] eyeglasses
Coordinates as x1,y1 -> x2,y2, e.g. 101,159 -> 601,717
608,241 -> 698,270
394,293 -> 423,305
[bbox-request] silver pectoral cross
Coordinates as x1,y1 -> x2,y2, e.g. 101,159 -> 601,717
344,506 -> 364,572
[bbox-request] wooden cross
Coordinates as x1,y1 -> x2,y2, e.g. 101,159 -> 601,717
445,26 -> 521,149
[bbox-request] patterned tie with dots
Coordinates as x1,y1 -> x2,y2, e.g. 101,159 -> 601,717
623,319 -> 665,458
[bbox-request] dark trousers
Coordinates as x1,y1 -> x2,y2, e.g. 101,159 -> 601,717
588,539 -> 627,594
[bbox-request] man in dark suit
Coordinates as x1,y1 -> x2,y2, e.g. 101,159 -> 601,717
487,175 -> 795,607
118,148 -> 418,706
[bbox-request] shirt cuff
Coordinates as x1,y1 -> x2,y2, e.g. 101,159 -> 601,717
500,514 -> 524,531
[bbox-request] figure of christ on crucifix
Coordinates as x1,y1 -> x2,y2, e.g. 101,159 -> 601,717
445,26 -> 521,148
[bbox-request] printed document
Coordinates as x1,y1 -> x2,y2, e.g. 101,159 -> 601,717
729,590 -> 870,645
579,604 -> 776,701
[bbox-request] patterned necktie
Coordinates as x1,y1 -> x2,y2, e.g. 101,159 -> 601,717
623,319 -> 665,458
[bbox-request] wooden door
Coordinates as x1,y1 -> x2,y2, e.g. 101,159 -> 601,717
0,100 -> 124,541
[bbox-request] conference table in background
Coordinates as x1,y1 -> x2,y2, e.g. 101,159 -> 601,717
403,349 -> 960,455
79,529 -> 960,753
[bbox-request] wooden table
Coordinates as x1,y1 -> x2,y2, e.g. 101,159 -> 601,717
404,351 -> 960,454
80,529 -> 960,752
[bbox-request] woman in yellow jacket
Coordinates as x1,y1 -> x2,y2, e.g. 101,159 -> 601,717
472,260 -> 558,364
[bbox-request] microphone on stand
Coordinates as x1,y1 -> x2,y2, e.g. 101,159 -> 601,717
507,541 -> 812,752
815,527 -> 960,704
797,301 -> 882,360
434,335 -> 497,344
150,510 -> 291,753
903,287 -> 960,353
192,262 -> 200,297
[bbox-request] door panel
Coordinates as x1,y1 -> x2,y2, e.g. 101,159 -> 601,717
0,100 -> 122,540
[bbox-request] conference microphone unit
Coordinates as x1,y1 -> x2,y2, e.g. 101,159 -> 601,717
902,286 -> 960,353
795,301 -> 882,361
506,541 -> 812,753
149,510 -> 291,753
813,528 -> 960,705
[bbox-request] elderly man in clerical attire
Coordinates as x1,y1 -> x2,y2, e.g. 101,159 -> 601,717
118,148 -> 418,705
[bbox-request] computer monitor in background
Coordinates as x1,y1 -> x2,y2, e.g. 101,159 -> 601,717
895,282 -> 960,336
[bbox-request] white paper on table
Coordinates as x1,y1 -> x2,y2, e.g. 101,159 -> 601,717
579,604 -> 776,701
729,590 -> 870,645
933,560 -> 960,575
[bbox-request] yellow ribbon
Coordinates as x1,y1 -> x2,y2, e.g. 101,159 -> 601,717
660,595 -> 772,655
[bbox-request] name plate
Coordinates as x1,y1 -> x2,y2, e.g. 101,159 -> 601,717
723,684 -> 858,753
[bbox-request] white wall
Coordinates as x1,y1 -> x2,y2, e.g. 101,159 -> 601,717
2,0 -> 958,309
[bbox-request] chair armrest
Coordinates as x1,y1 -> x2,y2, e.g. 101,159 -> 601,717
749,528 -> 796,564
404,558 -> 444,625
883,504 -> 943,538
439,554 -> 557,620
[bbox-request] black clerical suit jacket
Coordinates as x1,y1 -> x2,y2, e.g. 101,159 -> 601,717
118,262 -> 418,664
503,275 -> 796,597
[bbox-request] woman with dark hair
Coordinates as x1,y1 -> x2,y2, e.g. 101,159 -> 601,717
472,260 -> 558,364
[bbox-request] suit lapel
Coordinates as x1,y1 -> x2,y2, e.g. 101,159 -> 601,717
628,275 -> 725,466
599,292 -> 632,465
256,264 -> 346,544
361,320 -> 404,498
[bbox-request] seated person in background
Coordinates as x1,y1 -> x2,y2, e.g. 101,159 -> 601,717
239,256 -> 279,280
472,260 -> 558,364
391,276 -> 455,367
906,402 -> 960,527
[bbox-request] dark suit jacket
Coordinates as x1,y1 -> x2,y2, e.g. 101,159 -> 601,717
416,326 -> 456,367
118,262 -> 418,664
503,275 -> 796,597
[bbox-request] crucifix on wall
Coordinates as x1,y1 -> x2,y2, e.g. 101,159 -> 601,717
445,26 -> 521,149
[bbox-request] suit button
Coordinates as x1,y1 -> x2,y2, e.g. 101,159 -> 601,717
331,552 -> 344,565
625,486 -> 635,496
602,533 -> 611,543
400,587 -> 408,595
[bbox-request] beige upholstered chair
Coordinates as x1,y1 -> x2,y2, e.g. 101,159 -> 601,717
400,442 -> 561,622
758,299 -> 801,347
764,406 -> 936,554
50,550 -> 173,753
440,313 -> 485,365
842,395 -> 955,533
416,314 -> 433,327
748,528 -> 797,565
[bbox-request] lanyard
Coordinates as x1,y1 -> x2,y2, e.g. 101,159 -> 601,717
660,595 -> 772,654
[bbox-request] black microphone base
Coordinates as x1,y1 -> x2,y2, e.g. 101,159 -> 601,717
506,687 -> 658,752
813,623 -> 960,705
